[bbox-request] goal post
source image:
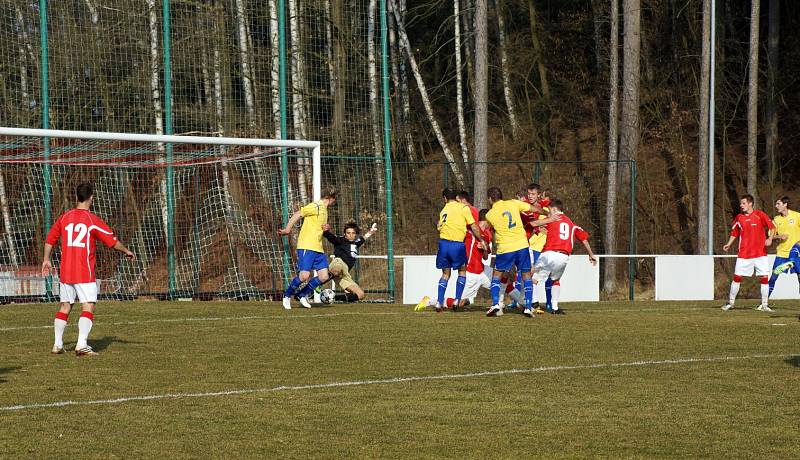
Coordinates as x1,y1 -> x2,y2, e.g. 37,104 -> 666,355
0,127 -> 321,301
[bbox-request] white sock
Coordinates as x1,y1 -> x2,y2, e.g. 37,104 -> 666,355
552,284 -> 561,311
77,315 -> 93,349
728,281 -> 740,305
54,317 -> 67,348
760,283 -> 769,305
508,289 -> 523,303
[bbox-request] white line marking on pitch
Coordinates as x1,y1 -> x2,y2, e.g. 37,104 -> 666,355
1,353 -> 795,412
0,312 -> 402,332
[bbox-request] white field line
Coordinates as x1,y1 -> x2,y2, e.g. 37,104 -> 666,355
1,353 -> 795,412
0,312 -> 402,332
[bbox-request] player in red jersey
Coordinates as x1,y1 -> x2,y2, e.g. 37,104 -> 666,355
721,194 -> 776,311
532,199 -> 597,314
41,183 -> 135,356
456,190 -> 479,223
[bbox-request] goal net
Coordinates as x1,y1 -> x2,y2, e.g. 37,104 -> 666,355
0,127 -> 321,301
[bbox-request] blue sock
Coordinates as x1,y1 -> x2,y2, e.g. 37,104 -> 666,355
490,277 -> 501,306
523,279 -> 533,309
768,273 -> 778,298
437,277 -> 448,305
515,272 -> 522,291
454,275 -> 466,303
284,276 -> 303,298
545,278 -> 553,310
297,277 -> 323,298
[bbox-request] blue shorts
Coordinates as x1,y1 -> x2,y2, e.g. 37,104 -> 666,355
495,247 -> 532,273
436,239 -> 467,270
531,249 -> 541,265
297,249 -> 329,272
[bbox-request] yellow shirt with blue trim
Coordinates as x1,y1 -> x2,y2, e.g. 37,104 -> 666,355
438,201 -> 475,242
773,210 -> 800,257
486,199 -> 530,254
297,200 -> 328,252
529,207 -> 549,252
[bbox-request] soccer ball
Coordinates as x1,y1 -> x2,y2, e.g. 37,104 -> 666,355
320,288 -> 335,304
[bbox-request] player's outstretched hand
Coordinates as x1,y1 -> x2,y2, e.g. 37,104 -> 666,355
124,250 -> 135,261
41,260 -> 52,276
321,224 -> 331,232
277,228 -> 291,236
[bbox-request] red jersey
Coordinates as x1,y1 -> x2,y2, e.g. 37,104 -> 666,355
465,226 -> 493,275
542,213 -> 589,255
45,208 -> 118,284
520,198 -> 550,239
730,210 -> 775,259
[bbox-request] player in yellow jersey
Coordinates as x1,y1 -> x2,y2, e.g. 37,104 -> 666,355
428,188 -> 487,313
484,187 -> 557,317
278,187 -> 337,309
768,196 -> 800,306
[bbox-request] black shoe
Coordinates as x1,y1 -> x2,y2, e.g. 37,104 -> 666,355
551,309 -> 566,315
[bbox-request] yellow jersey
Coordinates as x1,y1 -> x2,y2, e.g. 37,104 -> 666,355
773,210 -> 800,257
297,200 -> 328,252
529,207 -> 549,252
486,199 -> 530,254
438,201 -> 476,241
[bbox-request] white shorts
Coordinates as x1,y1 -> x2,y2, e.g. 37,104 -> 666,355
59,282 -> 99,304
734,256 -> 770,277
533,251 -> 569,282
462,269 -> 491,301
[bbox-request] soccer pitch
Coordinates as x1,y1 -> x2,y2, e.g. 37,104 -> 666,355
1,300 -> 798,458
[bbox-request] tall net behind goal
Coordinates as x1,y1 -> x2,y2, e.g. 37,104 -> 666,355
0,129 -> 322,301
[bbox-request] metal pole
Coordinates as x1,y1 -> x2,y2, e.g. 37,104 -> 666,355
278,0 -> 292,286
163,0 -> 176,298
40,0 -> 53,299
707,0 -> 716,254
380,0 -> 395,300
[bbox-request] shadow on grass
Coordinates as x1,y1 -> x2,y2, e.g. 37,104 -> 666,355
89,336 -> 145,352
0,366 -> 22,383
786,356 -> 800,368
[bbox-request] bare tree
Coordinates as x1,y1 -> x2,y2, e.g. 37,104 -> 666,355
746,0 -> 760,201
473,0 -> 488,207
604,0 -> 619,293
454,0 -> 470,164
234,0 -> 257,129
495,0 -> 519,139
528,0 -> 550,103
367,0 -> 385,194
765,0 -> 779,188
289,0 -> 310,202
389,0 -> 416,162
620,0 -> 640,192
697,0 -> 711,254
269,0 -> 282,139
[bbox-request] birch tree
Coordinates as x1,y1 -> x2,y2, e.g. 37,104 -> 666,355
697,0 -> 711,254
289,0 -> 310,202
746,0 -> 759,201
473,0 -> 488,207
393,8 -> 466,186
454,0 -> 469,164
495,0 -> 519,139
368,0 -> 385,195
269,0 -> 282,139
604,0 -> 619,292
389,0 -> 416,162
234,0 -> 257,129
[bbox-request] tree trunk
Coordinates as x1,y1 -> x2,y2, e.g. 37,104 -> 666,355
697,0 -> 711,254
454,0 -> 470,164
765,0 -> 779,189
746,0 -> 760,202
495,0 -> 519,140
269,0 -> 282,139
14,6 -> 32,126
528,0 -> 550,103
620,0 -> 640,192
323,0 -> 336,97
390,0 -> 416,162
330,0 -> 347,150
393,9 -> 466,186
473,0 -> 488,207
367,0 -> 386,195
146,0 -> 164,138
235,0 -> 257,129
289,0 -> 310,203
0,170 -> 18,266
604,0 -> 619,293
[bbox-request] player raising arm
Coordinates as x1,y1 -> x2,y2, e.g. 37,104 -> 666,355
532,199 -> 597,315
278,187 -> 337,309
721,194 -> 776,312
321,221 -> 378,302
42,182 -> 135,356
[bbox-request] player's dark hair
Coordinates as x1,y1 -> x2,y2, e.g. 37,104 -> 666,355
76,182 -> 94,202
478,209 -> 489,221
487,187 -> 503,202
777,196 -> 790,206
456,190 -> 471,202
740,194 -> 754,204
526,183 -> 541,192
344,221 -> 360,234
322,186 -> 337,199
442,188 -> 457,200
550,199 -> 564,212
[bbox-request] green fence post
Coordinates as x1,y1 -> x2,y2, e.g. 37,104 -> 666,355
277,0 -> 292,288
40,0 -> 53,300
162,0 -> 176,298
628,160 -> 637,302
534,161 -> 541,184
380,0 -> 395,300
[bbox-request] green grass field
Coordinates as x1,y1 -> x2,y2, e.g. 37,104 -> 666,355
1,300 -> 798,458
